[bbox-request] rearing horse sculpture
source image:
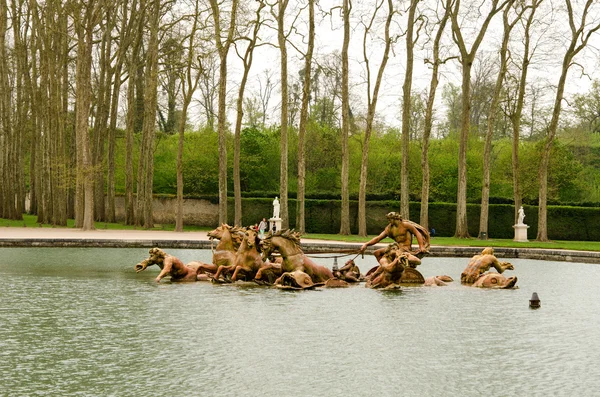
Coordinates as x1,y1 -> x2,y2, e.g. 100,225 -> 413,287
257,230 -> 333,283
213,227 -> 264,282
196,224 -> 243,277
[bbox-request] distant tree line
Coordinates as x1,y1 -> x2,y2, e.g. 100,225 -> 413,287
2,0 -> 600,241
117,121 -> 597,206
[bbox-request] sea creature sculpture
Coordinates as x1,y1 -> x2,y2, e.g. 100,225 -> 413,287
423,275 -> 454,286
472,273 -> 518,289
461,247 -> 515,286
274,270 -> 324,290
135,247 -> 206,283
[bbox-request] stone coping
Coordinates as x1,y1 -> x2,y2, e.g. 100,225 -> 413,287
0,237 -> 599,264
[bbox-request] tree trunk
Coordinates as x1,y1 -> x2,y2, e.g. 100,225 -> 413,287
420,0 -> 451,230
233,1 -> 264,227
92,17 -> 114,223
0,0 -> 13,219
126,2 -> 144,225
537,68 -> 568,241
358,0 -> 393,236
140,0 -> 161,229
400,0 -> 418,220
296,0 -> 314,233
455,60 -> 471,238
339,0 -> 351,235
450,0 -> 507,238
277,0 -> 289,229
176,98 -> 190,232
536,0 -> 599,241
479,4 -> 516,239
74,2 -> 98,231
107,62 -> 122,224
176,0 -> 202,232
210,0 -> 238,226
29,1 -> 40,217
510,1 -> 536,224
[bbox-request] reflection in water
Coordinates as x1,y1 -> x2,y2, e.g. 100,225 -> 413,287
1,248 -> 599,396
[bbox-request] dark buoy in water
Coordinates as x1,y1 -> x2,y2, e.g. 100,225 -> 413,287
529,292 -> 541,309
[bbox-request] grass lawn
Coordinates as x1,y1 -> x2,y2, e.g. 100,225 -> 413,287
0,214 -> 211,232
301,234 -> 600,252
2,214 -> 599,252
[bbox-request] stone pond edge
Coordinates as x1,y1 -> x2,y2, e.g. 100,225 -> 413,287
1,238 -> 599,264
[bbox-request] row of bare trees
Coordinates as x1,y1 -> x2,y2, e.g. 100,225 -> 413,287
1,0 -> 599,242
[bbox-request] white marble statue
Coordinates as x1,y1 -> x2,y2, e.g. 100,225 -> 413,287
273,196 -> 280,219
517,206 -> 525,225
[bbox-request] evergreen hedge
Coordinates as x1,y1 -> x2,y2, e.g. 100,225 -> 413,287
222,197 -> 600,241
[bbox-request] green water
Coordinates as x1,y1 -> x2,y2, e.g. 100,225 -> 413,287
1,248 -> 599,396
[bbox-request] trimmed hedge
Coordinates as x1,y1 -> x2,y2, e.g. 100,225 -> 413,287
223,197 -> 599,241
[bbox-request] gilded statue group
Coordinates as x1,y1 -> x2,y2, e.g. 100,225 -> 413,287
135,211 -> 518,291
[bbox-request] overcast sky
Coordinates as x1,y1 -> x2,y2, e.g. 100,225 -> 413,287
185,0 -> 600,131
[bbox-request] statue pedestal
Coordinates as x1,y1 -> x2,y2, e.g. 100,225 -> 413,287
269,217 -> 282,233
513,223 -> 530,242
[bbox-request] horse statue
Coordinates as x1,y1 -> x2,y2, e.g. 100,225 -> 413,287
135,247 -> 206,282
258,229 -> 333,284
196,224 -> 244,278
213,227 -> 265,282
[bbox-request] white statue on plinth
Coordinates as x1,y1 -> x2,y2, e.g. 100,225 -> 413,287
273,196 -> 280,219
517,206 -> 525,225
513,205 -> 529,242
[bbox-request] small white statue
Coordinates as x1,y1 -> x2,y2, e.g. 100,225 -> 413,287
517,206 -> 525,225
273,196 -> 280,219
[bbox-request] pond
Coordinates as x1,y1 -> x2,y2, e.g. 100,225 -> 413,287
1,247 -> 599,396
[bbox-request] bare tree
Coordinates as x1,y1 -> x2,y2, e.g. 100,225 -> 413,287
233,0 -> 266,227
449,0 -> 510,238
478,0 -> 521,239
258,68 -> 275,127
537,0 -> 600,241
296,0 -> 315,233
506,0 -> 544,225
176,0 -> 203,232
273,0 -> 290,229
125,0 -> 145,225
400,0 -> 422,220
196,54 -> 218,129
339,0 -> 352,235
0,0 -> 13,219
358,0 -> 395,237
420,0 -> 452,230
73,0 -> 102,230
158,36 -> 183,135
30,1 -> 71,226
91,8 -> 117,223
107,0 -> 138,223
209,0 -> 239,225
138,0 -> 162,229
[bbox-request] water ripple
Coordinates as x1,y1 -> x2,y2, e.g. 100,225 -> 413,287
1,249 -> 600,396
